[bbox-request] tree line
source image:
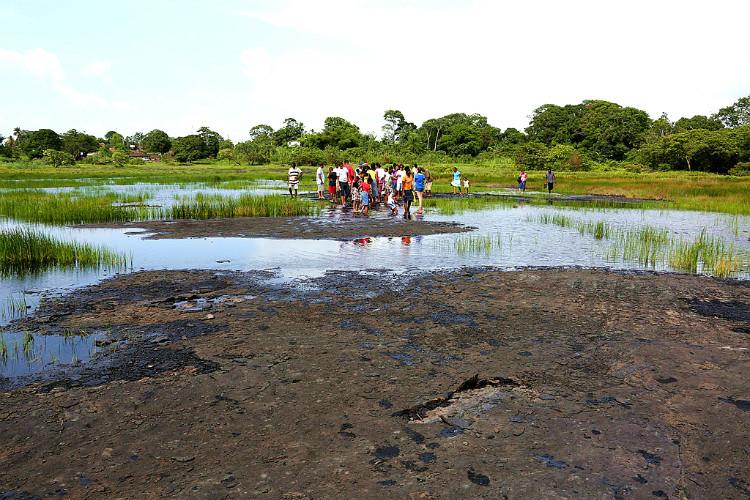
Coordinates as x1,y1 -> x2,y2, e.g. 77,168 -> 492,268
1,95 -> 748,174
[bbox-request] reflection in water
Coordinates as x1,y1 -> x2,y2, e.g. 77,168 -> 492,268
0,330 -> 105,378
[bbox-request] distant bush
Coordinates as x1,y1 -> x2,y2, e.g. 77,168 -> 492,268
729,161 -> 750,176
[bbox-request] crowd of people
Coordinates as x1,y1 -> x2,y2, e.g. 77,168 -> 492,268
308,161 -> 437,219
289,162 -> 558,217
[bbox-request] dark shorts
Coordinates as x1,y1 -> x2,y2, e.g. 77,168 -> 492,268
547,183 -> 554,191
403,190 -> 414,202
415,186 -> 424,193
340,182 -> 350,198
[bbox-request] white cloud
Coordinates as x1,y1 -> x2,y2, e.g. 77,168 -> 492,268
81,60 -> 112,80
238,0 -> 750,136
0,48 -> 124,109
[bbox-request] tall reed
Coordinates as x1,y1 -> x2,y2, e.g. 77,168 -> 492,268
0,228 -> 129,276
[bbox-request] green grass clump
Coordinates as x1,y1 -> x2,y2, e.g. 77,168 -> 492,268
165,193 -> 318,219
434,233 -> 510,256
0,228 -> 129,277
0,190 -> 152,224
535,212 -> 746,278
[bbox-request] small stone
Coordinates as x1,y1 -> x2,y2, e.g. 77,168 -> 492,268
101,448 -> 114,459
205,314 -> 215,320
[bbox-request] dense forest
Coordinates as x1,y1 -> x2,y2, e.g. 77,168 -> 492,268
2,95 -> 749,174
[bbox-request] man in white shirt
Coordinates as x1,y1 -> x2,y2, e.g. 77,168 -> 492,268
315,163 -> 325,200
336,162 -> 350,205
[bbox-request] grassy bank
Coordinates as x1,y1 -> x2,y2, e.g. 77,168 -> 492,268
0,228 -> 129,276
1,160 -> 749,214
0,189 -> 317,225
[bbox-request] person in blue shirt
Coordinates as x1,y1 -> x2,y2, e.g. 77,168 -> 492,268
451,167 -> 462,196
414,166 -> 426,214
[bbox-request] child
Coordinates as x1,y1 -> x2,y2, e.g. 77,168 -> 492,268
386,188 -> 398,216
351,178 -> 360,213
360,174 -> 371,216
463,176 -> 470,195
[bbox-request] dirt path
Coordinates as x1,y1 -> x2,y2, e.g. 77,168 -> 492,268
1,268 -> 749,498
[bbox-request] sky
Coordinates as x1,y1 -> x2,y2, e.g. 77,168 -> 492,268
1,0 -> 749,141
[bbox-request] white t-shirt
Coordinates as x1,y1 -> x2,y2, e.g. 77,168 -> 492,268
336,167 -> 349,184
375,167 -> 385,181
316,167 -> 325,184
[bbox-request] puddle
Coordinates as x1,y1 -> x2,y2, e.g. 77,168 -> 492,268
2,180 -> 750,324
0,330 -> 105,378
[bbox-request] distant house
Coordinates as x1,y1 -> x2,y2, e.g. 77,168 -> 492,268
128,150 -> 161,161
287,140 -> 301,147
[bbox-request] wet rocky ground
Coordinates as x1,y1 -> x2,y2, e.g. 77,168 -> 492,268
83,216 -> 472,240
1,268 -> 749,498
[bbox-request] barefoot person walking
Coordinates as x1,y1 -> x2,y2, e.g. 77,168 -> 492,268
545,169 -> 556,194
414,166 -> 426,214
402,166 -> 414,219
315,163 -> 325,200
451,167 -> 462,195
288,163 -> 302,197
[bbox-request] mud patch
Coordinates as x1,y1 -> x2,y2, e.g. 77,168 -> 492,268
83,216 -> 472,240
689,299 -> 750,323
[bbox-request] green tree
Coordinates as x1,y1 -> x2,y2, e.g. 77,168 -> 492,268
42,149 -> 75,167
515,141 -> 549,169
714,95 -> 750,128
104,131 -> 126,150
142,129 -> 171,154
17,129 -> 62,158
526,100 -> 650,160
638,129 -> 739,172
382,109 -> 416,143
273,118 -> 305,146
249,124 -> 274,141
500,128 -> 527,144
578,101 -> 651,160
172,135 -> 207,162
0,135 -> 9,158
235,139 -> 274,165
304,117 -> 363,150
674,115 -> 724,132
648,112 -> 674,140
111,151 -> 129,168
419,113 -> 499,156
126,132 -> 144,150
61,129 -> 99,160
196,126 -> 222,157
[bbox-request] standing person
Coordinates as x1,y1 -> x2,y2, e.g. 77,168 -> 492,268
402,166 -> 414,219
288,162 -> 302,197
366,165 -> 378,206
375,163 -> 386,203
463,176 -> 470,195
396,164 -> 404,196
424,167 -> 433,197
519,170 -> 528,192
451,167 -> 462,195
327,166 -> 338,203
545,169 -> 556,194
337,162 -> 350,206
360,172 -> 372,216
315,163 -> 325,200
414,166 -> 426,214
351,175 -> 361,213
344,159 -> 355,192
